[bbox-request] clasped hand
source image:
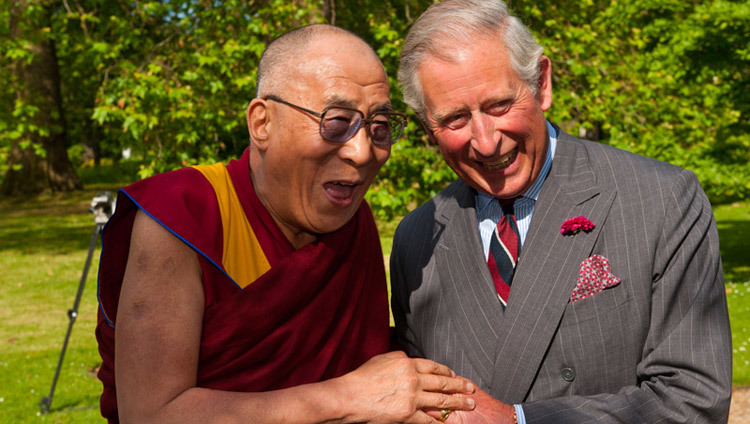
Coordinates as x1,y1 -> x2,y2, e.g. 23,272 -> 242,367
335,351 -> 476,423
428,377 -> 517,424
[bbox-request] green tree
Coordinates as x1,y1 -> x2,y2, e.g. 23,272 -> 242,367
1,0 -> 322,193
594,0 -> 750,202
1,0 -> 747,213
1,0 -> 81,195
513,0 -> 750,203
89,0 -> 324,179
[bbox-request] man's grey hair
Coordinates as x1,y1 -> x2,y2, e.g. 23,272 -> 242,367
256,24 -> 374,98
398,0 -> 544,121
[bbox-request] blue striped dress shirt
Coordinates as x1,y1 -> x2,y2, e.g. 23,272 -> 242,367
476,121 -> 557,258
474,122 -> 557,424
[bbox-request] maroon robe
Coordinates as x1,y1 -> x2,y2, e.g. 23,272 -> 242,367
95,149 -> 390,422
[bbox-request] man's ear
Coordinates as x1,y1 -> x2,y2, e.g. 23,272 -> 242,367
419,118 -> 439,145
247,98 -> 271,151
536,56 -> 553,111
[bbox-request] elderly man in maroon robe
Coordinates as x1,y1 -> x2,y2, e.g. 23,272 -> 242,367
95,24 -> 476,424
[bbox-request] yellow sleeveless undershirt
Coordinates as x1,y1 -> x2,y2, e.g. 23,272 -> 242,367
192,163 -> 270,288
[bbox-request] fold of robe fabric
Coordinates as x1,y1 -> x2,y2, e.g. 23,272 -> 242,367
95,148 -> 390,423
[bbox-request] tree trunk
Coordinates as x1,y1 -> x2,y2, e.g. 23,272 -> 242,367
323,0 -> 336,25
1,1 -> 82,196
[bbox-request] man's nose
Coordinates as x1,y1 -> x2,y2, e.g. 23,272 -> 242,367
469,113 -> 499,157
338,126 -> 374,166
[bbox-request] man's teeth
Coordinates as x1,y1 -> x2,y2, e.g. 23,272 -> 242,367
333,182 -> 355,186
483,150 -> 516,170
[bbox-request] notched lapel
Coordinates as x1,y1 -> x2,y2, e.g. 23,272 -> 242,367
487,135 -> 617,402
433,181 -> 505,385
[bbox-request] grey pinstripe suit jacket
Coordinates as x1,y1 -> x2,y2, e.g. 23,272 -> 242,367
390,129 -> 732,423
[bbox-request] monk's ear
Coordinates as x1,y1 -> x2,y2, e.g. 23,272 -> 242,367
247,98 -> 271,151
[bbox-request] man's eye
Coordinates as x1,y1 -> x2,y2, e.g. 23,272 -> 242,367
487,101 -> 511,115
442,114 -> 469,130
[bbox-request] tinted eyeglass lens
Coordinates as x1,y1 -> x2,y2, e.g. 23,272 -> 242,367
320,108 -> 361,142
369,114 -> 396,145
387,115 -> 405,144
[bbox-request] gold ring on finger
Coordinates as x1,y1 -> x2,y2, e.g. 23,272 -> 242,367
438,409 -> 452,422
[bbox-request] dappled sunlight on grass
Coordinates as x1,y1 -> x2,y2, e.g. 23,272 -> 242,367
1,215 -> 96,254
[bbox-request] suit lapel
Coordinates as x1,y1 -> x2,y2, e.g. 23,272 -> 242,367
433,180 -> 505,384
487,132 -> 616,402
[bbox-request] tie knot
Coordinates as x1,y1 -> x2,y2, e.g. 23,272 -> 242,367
499,198 -> 516,215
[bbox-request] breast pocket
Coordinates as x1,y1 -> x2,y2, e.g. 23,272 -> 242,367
560,280 -> 632,328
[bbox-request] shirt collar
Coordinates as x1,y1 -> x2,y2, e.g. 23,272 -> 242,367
476,121 -> 557,212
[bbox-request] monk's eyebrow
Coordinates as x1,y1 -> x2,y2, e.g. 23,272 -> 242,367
325,95 -> 394,115
324,95 -> 358,109
370,103 -> 395,115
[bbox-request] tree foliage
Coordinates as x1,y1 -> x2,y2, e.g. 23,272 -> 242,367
533,0 -> 750,204
1,0 -> 82,195
1,0 -> 748,216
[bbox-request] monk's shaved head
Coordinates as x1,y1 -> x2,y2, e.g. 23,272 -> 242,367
256,24 -> 378,98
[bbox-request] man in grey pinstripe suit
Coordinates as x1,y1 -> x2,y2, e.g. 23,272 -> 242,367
391,1 -> 732,422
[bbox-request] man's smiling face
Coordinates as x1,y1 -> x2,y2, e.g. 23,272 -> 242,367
418,33 -> 553,199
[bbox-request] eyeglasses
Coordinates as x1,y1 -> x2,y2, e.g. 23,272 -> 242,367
264,95 -> 407,146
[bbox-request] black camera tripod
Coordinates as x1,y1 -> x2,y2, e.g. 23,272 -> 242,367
40,192 -> 115,414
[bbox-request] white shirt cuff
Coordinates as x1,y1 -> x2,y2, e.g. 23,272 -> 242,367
514,404 -> 526,424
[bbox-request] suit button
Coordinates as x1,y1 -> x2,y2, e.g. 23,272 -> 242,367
561,367 -> 575,382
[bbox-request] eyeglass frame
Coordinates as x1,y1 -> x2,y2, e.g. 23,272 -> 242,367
263,95 -> 407,146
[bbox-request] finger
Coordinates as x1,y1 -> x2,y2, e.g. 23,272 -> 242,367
419,374 -> 475,394
409,409 -> 448,424
417,392 -> 476,411
413,358 -> 456,377
424,408 -> 441,419
423,408 -> 452,422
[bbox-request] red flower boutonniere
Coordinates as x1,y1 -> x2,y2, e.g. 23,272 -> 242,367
560,216 -> 595,235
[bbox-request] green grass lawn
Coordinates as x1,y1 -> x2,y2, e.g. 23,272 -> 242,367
715,201 -> 750,385
0,185 -> 119,424
0,189 -> 748,423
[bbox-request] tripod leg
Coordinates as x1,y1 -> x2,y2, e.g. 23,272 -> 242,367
40,223 -> 103,414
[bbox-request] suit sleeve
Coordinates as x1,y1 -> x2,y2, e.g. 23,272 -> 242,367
390,217 -> 426,358
522,169 -> 732,423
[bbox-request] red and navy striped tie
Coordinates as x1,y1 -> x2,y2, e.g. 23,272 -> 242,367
487,199 -> 520,308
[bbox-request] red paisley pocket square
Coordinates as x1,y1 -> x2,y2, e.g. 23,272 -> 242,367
570,254 -> 621,302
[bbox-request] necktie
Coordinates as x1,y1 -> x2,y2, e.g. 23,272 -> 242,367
487,199 -> 520,308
